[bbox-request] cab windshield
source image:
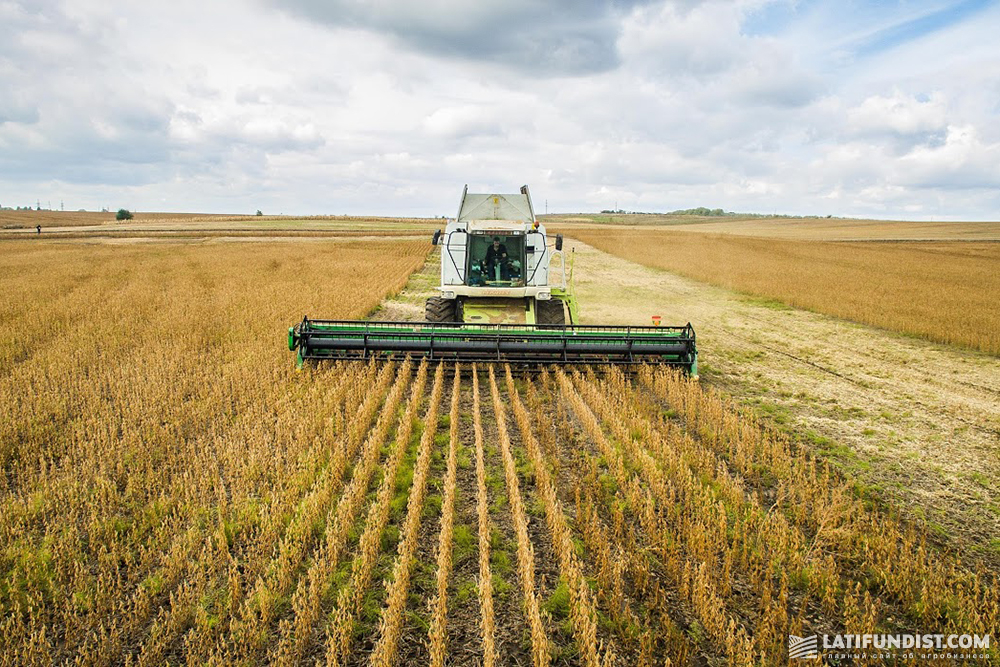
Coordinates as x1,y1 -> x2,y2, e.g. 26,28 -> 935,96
466,234 -> 525,287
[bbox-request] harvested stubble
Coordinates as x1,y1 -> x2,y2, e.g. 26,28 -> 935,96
427,368 -> 462,667
488,367 -> 551,667
321,363 -> 433,667
472,366 -> 498,667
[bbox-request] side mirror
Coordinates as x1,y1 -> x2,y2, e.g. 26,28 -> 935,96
432,229 -> 442,245
555,234 -> 563,251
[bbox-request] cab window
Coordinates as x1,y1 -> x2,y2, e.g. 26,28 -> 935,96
466,235 -> 525,286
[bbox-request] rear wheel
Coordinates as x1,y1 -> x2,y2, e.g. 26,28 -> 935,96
535,299 -> 566,325
425,297 -> 458,322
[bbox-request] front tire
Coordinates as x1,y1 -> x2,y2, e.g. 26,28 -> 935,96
535,299 -> 566,325
425,297 -> 458,322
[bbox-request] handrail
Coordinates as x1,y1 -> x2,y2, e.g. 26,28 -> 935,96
525,232 -> 547,285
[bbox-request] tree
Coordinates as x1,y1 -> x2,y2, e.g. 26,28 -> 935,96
116,208 -> 133,221
256,210 -> 263,216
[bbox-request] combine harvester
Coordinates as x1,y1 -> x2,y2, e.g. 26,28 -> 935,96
288,185 -> 697,373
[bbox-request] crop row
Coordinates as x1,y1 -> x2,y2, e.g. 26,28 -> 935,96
3,338 -> 995,665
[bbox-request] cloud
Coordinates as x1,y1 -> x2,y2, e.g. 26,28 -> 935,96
0,82 -> 38,125
169,109 -> 324,152
1,0 -> 999,219
839,0 -> 994,59
617,1 -> 824,115
0,1 -> 176,184
423,105 -> 505,140
847,90 -> 948,137
268,0 -> 661,75
618,1 -> 745,77
896,124 -> 1000,189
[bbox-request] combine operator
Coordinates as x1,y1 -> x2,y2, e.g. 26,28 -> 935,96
484,236 -> 510,281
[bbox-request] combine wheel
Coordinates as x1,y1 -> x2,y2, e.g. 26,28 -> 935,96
535,299 -> 566,325
425,297 -> 458,322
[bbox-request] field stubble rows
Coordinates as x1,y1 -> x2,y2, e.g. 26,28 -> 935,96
5,355 -> 997,665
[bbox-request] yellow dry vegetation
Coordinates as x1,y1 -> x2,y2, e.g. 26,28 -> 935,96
0,210 -> 117,227
566,228 -> 1000,355
0,209 -> 441,230
0,210 -> 246,228
0,239 -> 427,663
543,213 -> 1000,241
1,237 -> 997,665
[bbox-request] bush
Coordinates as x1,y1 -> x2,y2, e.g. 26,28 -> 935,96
116,209 -> 133,221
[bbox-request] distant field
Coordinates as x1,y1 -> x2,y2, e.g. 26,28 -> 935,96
0,210 -> 441,232
0,210 -> 241,228
565,228 -> 1000,356
123,215 -> 439,231
0,229 -> 432,243
543,213 -> 1000,241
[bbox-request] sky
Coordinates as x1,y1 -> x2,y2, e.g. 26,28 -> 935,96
1,0 -> 999,219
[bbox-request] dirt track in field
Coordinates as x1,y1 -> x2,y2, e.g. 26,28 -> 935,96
564,237 -> 1000,562
381,241 -> 1000,563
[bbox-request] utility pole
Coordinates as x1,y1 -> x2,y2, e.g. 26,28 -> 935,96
545,199 -> 548,215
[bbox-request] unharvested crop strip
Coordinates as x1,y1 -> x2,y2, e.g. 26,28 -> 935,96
222,362 -> 399,662
0,241 -> 429,664
504,368 -> 612,667
6,359 -> 366,664
427,367 -> 462,667
530,372 -> 687,663
472,366 -> 497,667
570,228 -> 1000,355
270,359 -> 415,665
369,363 -> 448,666
574,369 -> 787,659
571,367 -> 996,663
487,367 -> 550,667
637,366 -> 999,648
133,363 -> 382,667
556,370 -> 756,664
320,361 -> 437,667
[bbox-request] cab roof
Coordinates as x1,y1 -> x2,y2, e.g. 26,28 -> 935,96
456,185 -> 535,223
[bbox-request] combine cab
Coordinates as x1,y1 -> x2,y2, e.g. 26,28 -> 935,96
427,185 -> 575,326
289,185 -> 697,374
